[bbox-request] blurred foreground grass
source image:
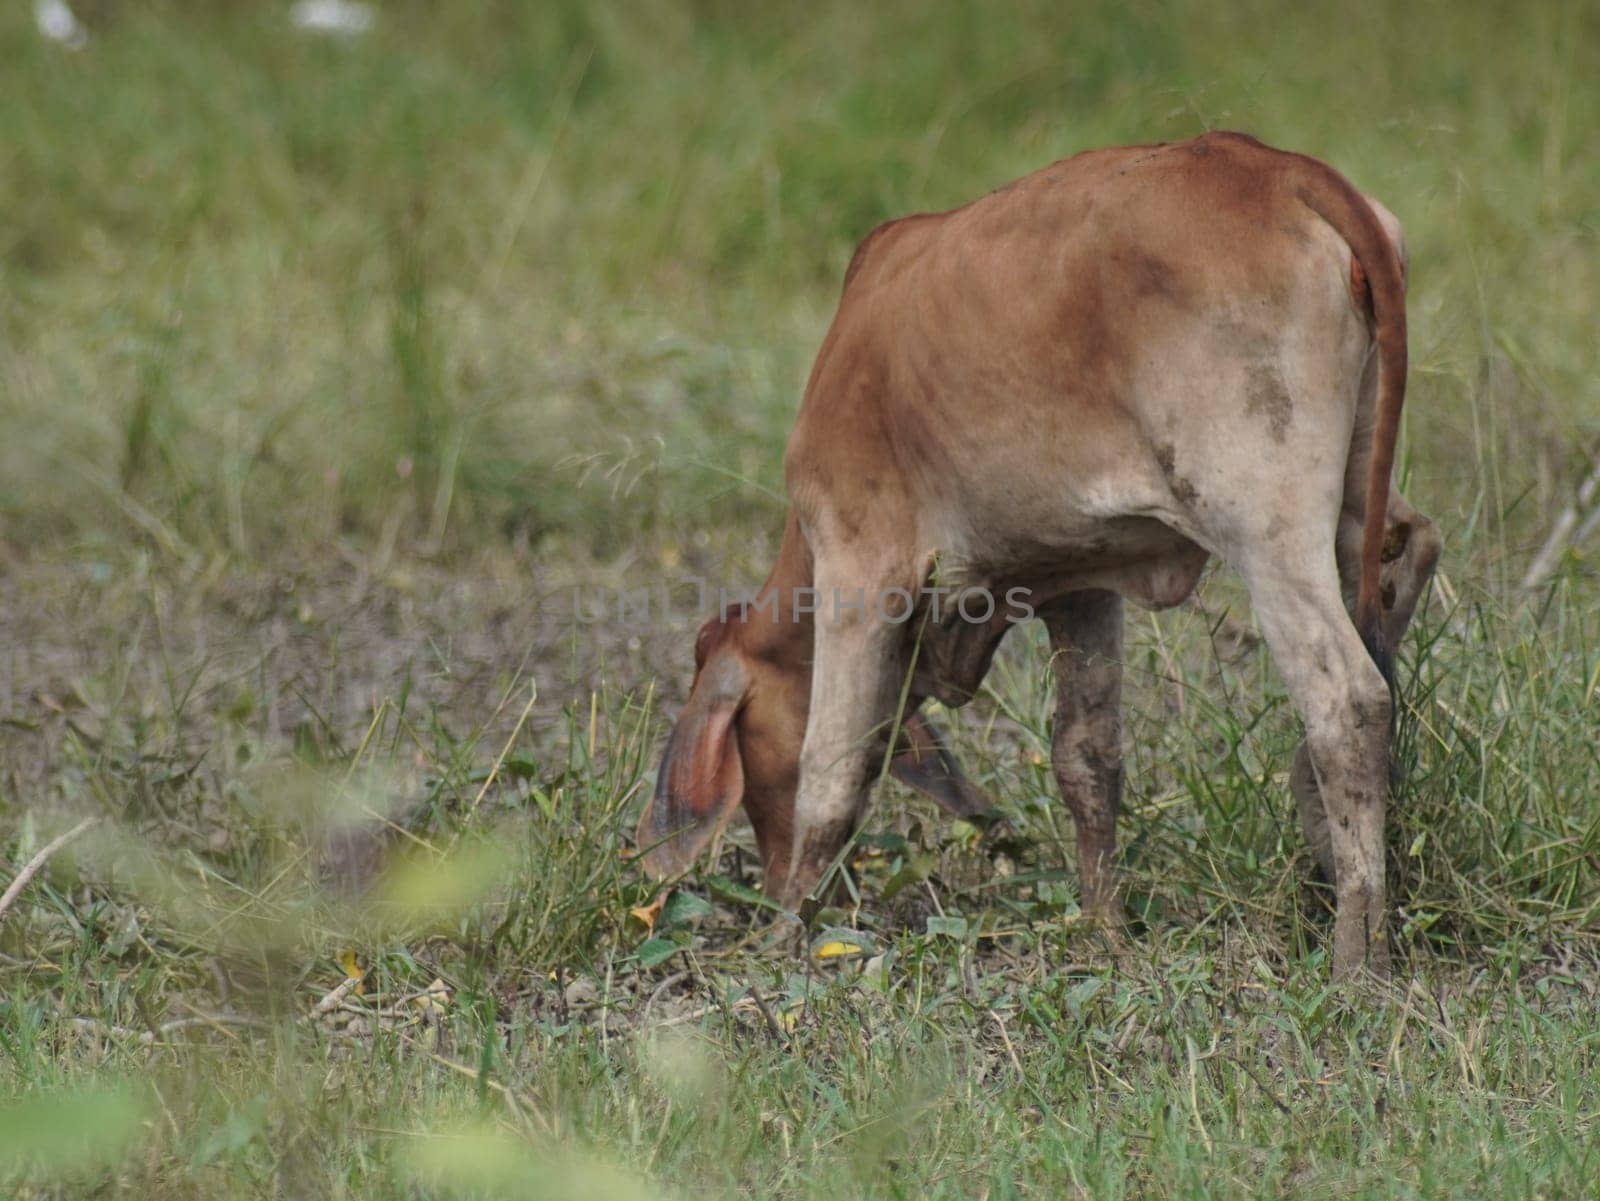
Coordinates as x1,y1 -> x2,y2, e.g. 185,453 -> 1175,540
2,1 -> 1599,1197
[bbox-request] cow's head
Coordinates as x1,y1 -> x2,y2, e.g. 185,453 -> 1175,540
635,601 -> 992,899
634,602 -> 805,888
630,598 -> 992,895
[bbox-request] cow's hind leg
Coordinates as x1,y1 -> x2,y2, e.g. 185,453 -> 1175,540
775,548 -> 918,908
1293,491 -> 1442,882
1242,548 -> 1393,980
1040,590 -> 1125,924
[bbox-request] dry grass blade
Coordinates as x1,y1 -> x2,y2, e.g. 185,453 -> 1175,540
0,817 -> 99,928
1520,446 -> 1600,590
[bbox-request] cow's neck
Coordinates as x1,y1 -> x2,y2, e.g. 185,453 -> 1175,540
742,512 -> 815,672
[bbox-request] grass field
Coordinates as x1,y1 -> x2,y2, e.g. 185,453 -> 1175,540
3,1 -> 1599,1197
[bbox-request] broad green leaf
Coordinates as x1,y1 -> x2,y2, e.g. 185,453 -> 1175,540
659,890 -> 713,928
705,874 -> 784,912
924,915 -> 969,940
637,936 -> 683,968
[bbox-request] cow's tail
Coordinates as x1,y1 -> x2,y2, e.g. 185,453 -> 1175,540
1292,159 -> 1408,686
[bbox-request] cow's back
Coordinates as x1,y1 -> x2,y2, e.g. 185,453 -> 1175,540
786,133 -> 1357,553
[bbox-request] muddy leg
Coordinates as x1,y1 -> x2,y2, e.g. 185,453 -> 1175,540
1294,495 -> 1441,881
1041,590 -> 1125,925
1246,555 -> 1393,981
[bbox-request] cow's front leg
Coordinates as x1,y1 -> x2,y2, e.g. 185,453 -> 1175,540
774,553 -> 915,909
1041,590 -> 1125,925
1294,496 -> 1442,882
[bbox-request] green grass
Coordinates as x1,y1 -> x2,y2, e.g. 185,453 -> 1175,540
2,1 -> 1599,1197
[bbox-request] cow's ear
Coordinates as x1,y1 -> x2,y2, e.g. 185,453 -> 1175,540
890,711 -> 993,822
636,654 -> 748,879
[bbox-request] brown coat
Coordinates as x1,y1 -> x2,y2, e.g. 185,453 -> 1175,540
638,132 -> 1440,982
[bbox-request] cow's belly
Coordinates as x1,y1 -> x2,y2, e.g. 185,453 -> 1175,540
943,512 -> 1207,611
908,518 -> 1207,708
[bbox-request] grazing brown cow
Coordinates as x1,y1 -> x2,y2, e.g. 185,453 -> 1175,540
636,132 -> 1441,981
